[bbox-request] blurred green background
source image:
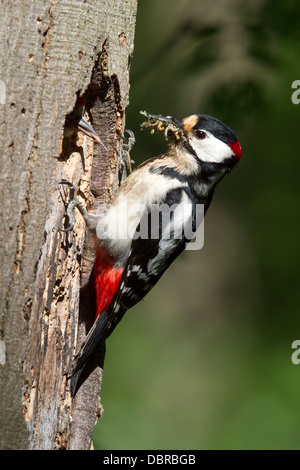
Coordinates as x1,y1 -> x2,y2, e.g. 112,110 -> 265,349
94,0 -> 300,450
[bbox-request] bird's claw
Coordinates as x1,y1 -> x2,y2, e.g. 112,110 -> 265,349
120,130 -> 136,177
59,180 -> 77,232
123,129 -> 136,155
59,179 -> 75,190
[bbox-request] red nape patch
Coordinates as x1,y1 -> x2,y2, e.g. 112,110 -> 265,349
93,251 -> 123,319
228,141 -> 242,160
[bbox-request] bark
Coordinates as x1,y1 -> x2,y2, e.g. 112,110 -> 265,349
0,0 -> 137,450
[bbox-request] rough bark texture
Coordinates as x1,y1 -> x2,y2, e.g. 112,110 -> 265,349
0,0 -> 137,450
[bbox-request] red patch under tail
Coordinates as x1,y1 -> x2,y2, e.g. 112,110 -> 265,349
93,249 -> 123,319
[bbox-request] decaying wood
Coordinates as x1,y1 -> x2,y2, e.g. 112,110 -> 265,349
69,48 -> 127,451
0,0 -> 137,450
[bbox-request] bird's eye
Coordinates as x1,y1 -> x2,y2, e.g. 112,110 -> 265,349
195,130 -> 207,140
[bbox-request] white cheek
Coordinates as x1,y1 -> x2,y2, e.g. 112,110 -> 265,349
190,133 -> 233,163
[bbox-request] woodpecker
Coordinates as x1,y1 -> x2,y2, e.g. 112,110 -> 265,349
65,96 -> 106,148
61,111 -> 242,396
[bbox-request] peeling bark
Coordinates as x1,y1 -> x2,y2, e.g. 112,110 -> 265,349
0,0 -> 137,450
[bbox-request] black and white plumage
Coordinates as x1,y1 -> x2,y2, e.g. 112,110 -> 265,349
64,112 -> 242,396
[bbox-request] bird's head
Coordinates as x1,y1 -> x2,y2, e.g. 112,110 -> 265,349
182,114 -> 241,169
140,111 -> 241,181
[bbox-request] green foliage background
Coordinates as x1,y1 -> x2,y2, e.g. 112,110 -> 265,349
94,0 -> 300,450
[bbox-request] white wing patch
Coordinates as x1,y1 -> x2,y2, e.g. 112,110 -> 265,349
97,172 -> 185,262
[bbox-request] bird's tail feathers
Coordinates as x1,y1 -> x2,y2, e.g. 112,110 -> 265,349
70,309 -> 110,397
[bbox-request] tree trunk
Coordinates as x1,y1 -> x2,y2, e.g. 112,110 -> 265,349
0,0 -> 137,450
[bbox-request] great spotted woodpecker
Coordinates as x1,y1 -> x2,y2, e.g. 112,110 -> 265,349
61,112 -> 242,397
65,96 -> 106,149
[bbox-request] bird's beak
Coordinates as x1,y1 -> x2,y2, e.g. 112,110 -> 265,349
76,117 -> 104,146
67,115 -> 107,149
